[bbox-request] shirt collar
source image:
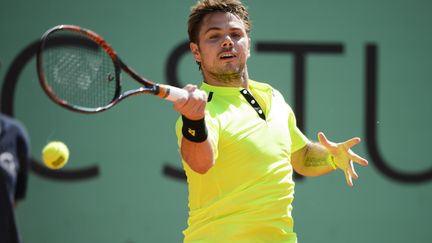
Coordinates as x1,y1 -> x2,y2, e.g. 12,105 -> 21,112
200,79 -> 270,95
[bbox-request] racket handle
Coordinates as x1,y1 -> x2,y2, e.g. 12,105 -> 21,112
159,85 -> 189,102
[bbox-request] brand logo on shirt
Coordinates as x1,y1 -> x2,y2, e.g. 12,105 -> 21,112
0,152 -> 17,178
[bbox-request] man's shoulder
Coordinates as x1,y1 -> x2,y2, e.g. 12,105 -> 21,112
0,114 -> 29,140
249,79 -> 286,98
249,79 -> 274,90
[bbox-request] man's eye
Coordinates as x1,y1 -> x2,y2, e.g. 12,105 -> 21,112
231,33 -> 241,38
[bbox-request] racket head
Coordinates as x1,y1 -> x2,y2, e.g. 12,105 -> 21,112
37,25 -> 121,113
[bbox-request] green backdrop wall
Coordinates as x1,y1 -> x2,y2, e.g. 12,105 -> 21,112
1,0 -> 431,242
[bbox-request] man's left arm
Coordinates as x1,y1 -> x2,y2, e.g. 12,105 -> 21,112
291,132 -> 369,187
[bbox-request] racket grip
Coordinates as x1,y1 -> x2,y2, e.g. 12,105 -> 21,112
160,85 -> 189,102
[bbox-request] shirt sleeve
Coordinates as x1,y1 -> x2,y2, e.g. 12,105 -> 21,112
271,88 -> 309,154
287,106 -> 309,154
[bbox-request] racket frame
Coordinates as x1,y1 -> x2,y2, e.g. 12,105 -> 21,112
37,25 -> 175,114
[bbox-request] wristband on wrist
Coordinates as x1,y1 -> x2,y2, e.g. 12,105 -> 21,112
327,154 -> 337,170
182,116 -> 208,143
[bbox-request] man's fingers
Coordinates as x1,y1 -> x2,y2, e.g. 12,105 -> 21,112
184,84 -> 198,92
174,89 -> 207,120
349,151 -> 369,166
347,161 -> 359,179
192,99 -> 206,114
343,137 -> 361,148
189,88 -> 207,102
175,88 -> 207,120
344,170 -> 354,187
173,97 -> 188,111
317,132 -> 333,148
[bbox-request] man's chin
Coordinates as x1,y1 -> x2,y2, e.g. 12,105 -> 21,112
219,65 -> 242,75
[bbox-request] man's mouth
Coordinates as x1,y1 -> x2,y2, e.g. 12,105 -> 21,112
219,52 -> 236,60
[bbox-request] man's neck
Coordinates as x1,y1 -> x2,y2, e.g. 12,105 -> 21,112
202,67 -> 249,89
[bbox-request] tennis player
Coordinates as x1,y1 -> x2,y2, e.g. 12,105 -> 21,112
0,113 -> 30,243
173,0 -> 368,242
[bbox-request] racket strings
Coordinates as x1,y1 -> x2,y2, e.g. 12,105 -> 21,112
41,31 -> 118,109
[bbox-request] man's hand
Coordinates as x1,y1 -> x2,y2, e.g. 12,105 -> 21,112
318,132 -> 369,187
173,84 -> 207,120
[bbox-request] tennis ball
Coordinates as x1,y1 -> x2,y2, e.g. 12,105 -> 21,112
42,141 -> 69,169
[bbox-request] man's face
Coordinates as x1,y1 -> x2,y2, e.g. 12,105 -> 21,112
190,12 -> 250,83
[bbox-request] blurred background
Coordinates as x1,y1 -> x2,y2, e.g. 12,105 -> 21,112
1,0 -> 431,242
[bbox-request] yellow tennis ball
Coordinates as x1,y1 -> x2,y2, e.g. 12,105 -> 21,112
42,141 -> 69,169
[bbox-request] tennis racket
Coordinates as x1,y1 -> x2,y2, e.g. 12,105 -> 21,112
36,25 -> 188,113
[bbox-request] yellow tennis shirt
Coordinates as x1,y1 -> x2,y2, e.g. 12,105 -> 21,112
175,80 -> 309,243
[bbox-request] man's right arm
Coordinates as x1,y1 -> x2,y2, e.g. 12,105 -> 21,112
173,85 -> 215,174
180,137 -> 214,174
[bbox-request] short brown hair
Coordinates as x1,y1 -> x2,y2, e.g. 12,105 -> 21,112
188,0 -> 251,44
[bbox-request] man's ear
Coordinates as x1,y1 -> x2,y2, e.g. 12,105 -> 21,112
190,42 -> 201,62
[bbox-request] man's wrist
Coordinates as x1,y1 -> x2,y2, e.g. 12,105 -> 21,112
182,116 -> 208,143
327,154 -> 337,170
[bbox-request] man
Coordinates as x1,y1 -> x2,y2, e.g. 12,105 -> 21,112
173,0 -> 368,242
0,113 -> 30,243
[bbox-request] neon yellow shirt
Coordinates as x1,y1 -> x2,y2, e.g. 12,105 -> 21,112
175,80 -> 309,243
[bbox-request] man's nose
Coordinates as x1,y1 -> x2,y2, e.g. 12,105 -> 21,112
221,36 -> 233,48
